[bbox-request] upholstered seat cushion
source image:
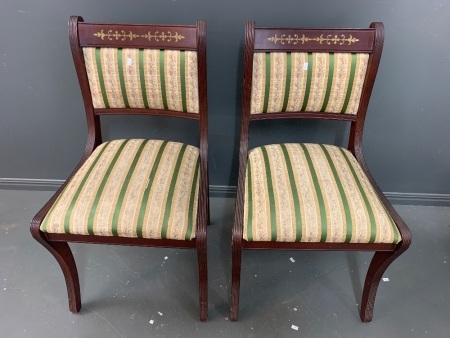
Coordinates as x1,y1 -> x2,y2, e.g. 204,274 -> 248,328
244,143 -> 401,244
41,139 -> 199,240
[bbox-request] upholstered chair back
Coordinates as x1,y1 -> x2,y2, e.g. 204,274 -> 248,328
83,47 -> 199,113
244,26 -> 382,119
250,52 -> 369,115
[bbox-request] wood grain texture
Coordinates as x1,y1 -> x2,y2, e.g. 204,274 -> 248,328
195,19 -> 209,322
230,20 -> 255,321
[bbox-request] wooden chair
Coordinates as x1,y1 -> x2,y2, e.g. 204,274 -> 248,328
30,16 -> 209,321
230,21 -> 411,322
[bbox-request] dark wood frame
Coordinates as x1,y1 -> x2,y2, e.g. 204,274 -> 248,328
30,16 -> 209,321
230,21 -> 412,322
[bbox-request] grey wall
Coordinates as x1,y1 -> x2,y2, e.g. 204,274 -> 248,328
1,0 -> 449,200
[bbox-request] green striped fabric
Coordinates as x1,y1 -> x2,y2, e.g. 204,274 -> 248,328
83,48 -> 199,113
41,139 -> 200,240
250,52 -> 368,115
243,143 -> 401,244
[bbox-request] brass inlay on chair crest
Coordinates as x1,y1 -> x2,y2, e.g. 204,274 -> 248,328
141,31 -> 185,42
93,30 -> 185,42
268,34 -> 359,45
93,30 -> 139,41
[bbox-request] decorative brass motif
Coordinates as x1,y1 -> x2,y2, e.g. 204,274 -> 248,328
141,31 -> 185,42
94,30 -> 140,41
268,34 -> 359,45
93,30 -> 185,42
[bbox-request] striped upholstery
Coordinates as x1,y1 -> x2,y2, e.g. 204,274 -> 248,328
41,139 -> 200,240
83,48 -> 199,113
250,53 -> 369,115
243,144 -> 401,244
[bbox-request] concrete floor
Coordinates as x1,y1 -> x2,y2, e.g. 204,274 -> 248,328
0,189 -> 449,337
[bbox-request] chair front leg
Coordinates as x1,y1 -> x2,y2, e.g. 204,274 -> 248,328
32,231 -> 81,313
206,174 -> 210,226
360,249 -> 405,322
230,234 -> 243,321
197,239 -> 208,321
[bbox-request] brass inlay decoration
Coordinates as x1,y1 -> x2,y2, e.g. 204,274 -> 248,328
93,30 -> 185,42
93,30 -> 140,41
268,34 -> 359,45
141,31 -> 185,42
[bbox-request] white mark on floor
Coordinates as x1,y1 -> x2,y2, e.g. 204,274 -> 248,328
291,324 -> 299,330
149,319 -> 154,324
290,257 -> 296,263
158,311 -> 163,316
382,277 -> 389,282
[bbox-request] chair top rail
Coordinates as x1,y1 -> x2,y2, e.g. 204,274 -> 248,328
254,27 -> 375,52
78,22 -> 198,50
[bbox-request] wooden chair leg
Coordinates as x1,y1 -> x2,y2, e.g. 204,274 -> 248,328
230,238 -> 242,321
360,250 -> 403,322
32,231 -> 81,313
206,176 -> 210,226
206,197 -> 210,226
197,244 -> 208,321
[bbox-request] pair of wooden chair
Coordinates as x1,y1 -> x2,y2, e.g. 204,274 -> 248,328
31,16 -> 411,322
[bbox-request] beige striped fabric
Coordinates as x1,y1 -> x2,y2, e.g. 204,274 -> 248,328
243,143 -> 401,244
83,48 -> 199,113
41,139 -> 200,240
250,52 -> 369,115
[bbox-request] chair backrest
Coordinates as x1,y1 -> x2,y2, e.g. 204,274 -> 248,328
69,16 -> 207,148
241,21 -> 384,156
